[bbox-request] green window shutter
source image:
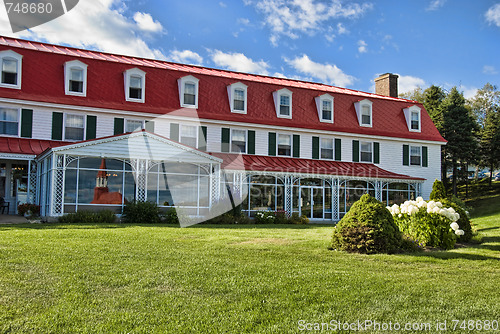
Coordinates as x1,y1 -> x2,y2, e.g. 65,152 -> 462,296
221,127 -> 230,152
403,144 -> 410,166
20,109 -> 33,138
113,118 -> 124,135
51,112 -> 63,140
247,130 -> 255,154
268,132 -> 276,156
352,140 -> 359,162
422,146 -> 428,167
198,126 -> 207,151
312,136 -> 319,159
145,120 -> 155,132
334,138 -> 341,161
373,142 -> 380,164
170,123 -> 179,141
86,115 -> 97,140
293,134 -> 300,158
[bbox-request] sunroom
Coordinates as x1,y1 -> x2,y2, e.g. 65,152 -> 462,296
32,131 -> 223,219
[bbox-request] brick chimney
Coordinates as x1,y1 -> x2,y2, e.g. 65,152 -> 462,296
375,73 -> 398,97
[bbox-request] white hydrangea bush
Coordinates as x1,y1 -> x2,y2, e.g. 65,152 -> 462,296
387,197 -> 462,249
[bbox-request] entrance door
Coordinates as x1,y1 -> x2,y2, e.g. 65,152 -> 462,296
300,186 -> 323,219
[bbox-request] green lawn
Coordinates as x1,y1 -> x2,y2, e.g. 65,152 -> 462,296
1,207 -> 499,333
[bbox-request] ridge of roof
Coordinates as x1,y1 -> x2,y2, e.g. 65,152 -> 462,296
0,35 -> 418,104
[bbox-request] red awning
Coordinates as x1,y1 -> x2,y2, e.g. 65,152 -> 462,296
211,153 -> 424,181
0,137 -> 66,156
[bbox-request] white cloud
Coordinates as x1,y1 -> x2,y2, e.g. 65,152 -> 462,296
483,65 -> 498,75
237,18 -> 251,25
284,54 -> 355,87
337,22 -> 348,34
485,3 -> 500,27
358,40 -> 367,53
245,0 -> 372,45
133,12 -> 164,33
461,86 -> 479,99
167,50 -> 204,66
397,74 -> 426,94
0,0 -> 166,60
209,50 -> 270,75
426,0 -> 446,11
219,2 -> 227,8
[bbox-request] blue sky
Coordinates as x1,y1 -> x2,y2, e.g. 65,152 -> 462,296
1,0 -> 499,98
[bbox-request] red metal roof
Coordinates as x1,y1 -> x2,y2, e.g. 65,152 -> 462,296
0,36 -> 446,143
0,137 -> 65,155
212,153 -> 424,180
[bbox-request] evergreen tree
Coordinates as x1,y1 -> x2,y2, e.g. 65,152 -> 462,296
423,85 -> 446,133
480,110 -> 500,186
440,87 -> 478,195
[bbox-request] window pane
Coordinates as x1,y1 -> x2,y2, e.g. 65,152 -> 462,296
126,120 -> 143,132
70,80 -> 83,93
234,89 -> 245,111
410,146 -> 421,166
129,87 -> 141,99
321,148 -> 333,159
71,68 -> 83,81
130,76 -> 142,89
278,134 -> 291,156
361,105 -> 371,124
65,127 -> 84,141
278,134 -> 291,145
279,95 -> 290,116
0,108 -> 18,121
180,125 -> 197,147
322,109 -> 332,120
231,130 -> 246,153
65,115 -> 84,140
360,142 -> 372,162
66,114 -> 84,127
2,59 -> 17,73
321,138 -> 333,149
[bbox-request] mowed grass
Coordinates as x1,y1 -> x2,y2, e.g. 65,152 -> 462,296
1,208 -> 499,333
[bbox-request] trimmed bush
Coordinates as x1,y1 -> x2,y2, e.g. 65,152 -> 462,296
58,210 -> 116,224
164,208 -> 180,225
289,212 -> 309,225
439,198 -> 472,242
331,194 -> 401,254
122,201 -> 161,224
255,211 -> 276,224
430,179 -> 447,200
17,203 -> 40,217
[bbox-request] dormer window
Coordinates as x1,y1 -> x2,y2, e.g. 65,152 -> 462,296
64,60 -> 87,96
227,82 -> 247,114
354,99 -> 373,127
403,105 -> 421,132
0,50 -> 22,89
315,93 -> 334,123
273,88 -> 292,119
124,68 -> 145,103
178,75 -> 199,108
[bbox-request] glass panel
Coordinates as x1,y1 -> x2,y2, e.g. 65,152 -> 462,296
277,134 -> 291,156
312,187 -> 323,219
249,184 -> 275,211
2,59 -> 17,85
130,76 -> 142,88
184,83 -> 196,105
126,120 -> 143,132
280,95 -> 290,116
180,125 -> 197,147
410,146 -> 421,166
123,172 -> 136,203
168,174 -> 198,206
147,172 -> 158,204
77,169 -> 96,203
231,129 -> 246,153
234,89 -> 245,110
70,68 -> 83,81
199,176 -> 210,207
321,138 -> 333,159
300,187 -> 311,218
360,142 -> 372,162
64,169 -> 77,203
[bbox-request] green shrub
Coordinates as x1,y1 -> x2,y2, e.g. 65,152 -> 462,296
331,194 -> 401,254
58,210 -> 116,224
274,210 -> 288,224
163,207 -> 179,225
122,201 -> 161,224
17,203 -> 40,217
289,212 -> 309,225
430,179 -> 447,200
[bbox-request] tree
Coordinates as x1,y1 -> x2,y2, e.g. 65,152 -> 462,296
440,87 -> 478,196
468,83 -> 500,130
480,111 -> 500,186
423,85 -> 446,133
399,87 -> 425,102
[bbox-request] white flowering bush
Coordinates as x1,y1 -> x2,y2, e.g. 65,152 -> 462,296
255,211 -> 276,224
387,197 -> 461,249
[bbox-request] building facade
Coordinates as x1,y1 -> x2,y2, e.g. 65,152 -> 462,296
0,36 -> 446,221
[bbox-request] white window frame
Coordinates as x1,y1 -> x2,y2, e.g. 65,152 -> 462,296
360,141 -> 373,163
410,145 -> 422,166
0,50 -> 22,89
354,99 -> 373,127
178,75 -> 199,109
124,68 -> 146,103
277,133 -> 292,157
403,105 -> 421,132
180,124 -> 198,148
230,129 -> 247,153
63,113 -> 86,141
315,94 -> 334,123
227,82 -> 248,114
0,107 -> 20,137
64,60 -> 88,97
320,137 -> 334,160
125,119 -> 145,133
273,88 -> 292,119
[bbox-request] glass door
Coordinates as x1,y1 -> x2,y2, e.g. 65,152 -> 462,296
300,187 -> 312,218
300,186 -> 324,219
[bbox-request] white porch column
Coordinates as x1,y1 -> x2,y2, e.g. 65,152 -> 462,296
332,178 -> 339,221
375,180 -> 383,202
284,175 -> 293,217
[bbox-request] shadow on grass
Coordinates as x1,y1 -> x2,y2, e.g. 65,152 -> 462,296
406,251 -> 499,261
0,223 -> 332,231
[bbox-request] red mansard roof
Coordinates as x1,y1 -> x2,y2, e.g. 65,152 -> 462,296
212,153 -> 424,181
0,137 -> 65,155
0,36 -> 446,143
